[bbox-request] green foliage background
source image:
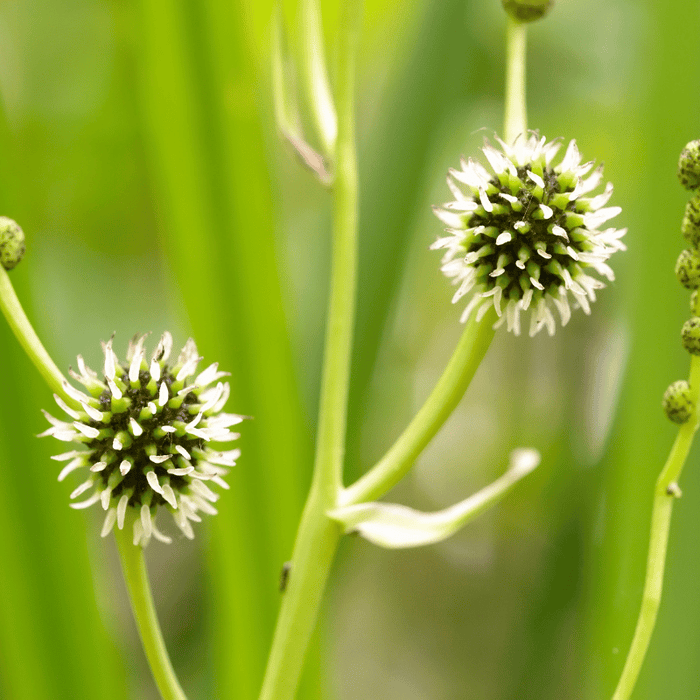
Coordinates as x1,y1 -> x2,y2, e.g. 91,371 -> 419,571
0,0 -> 698,698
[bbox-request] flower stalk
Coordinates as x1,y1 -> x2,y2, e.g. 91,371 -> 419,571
611,354 -> 700,700
341,308 -> 497,506
115,525 -> 188,700
0,266 -> 70,402
259,1 -> 360,697
504,15 -> 527,144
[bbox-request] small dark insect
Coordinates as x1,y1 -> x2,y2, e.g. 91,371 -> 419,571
279,561 -> 292,592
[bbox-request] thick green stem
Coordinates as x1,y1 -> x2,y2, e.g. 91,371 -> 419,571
612,353 -> 700,700
0,266 -> 69,401
503,16 -> 527,144
114,527 -> 187,700
342,309 -> 496,506
258,490 -> 341,700
259,3 -> 361,699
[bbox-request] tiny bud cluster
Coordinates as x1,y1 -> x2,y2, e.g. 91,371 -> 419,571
663,139 -> 700,423
41,332 -> 245,546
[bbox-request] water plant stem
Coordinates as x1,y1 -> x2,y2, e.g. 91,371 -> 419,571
259,3 -> 360,698
0,266 -> 70,402
114,526 -> 187,700
504,15 -> 527,144
612,353 -> 700,700
341,310 -> 496,506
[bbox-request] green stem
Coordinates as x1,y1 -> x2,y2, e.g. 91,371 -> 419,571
503,15 -> 527,144
114,526 -> 187,700
611,354 -> 700,700
342,309 -> 496,506
0,266 -> 69,401
259,3 -> 361,699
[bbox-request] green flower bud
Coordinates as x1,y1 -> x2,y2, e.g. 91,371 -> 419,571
663,380 -> 694,424
678,140 -> 700,191
0,217 -> 25,271
682,317 -> 700,355
675,249 -> 700,289
682,192 -> 700,247
502,0 -> 554,22
692,290 -> 699,314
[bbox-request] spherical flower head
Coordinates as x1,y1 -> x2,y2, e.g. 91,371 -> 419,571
40,332 -> 245,546
431,133 -> 626,336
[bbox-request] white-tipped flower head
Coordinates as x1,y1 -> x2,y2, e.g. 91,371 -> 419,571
40,333 -> 245,546
432,133 -> 626,336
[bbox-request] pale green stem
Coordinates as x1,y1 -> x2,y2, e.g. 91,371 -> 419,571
612,352 -> 700,700
503,15 -> 527,144
0,266 -> 70,402
299,0 -> 337,157
258,3 -> 360,699
114,526 -> 187,700
341,308 -> 497,507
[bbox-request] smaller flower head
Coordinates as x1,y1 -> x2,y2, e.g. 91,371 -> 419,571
432,132 -> 626,336
40,333 -> 245,546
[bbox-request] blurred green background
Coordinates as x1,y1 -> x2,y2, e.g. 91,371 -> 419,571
0,0 -> 699,698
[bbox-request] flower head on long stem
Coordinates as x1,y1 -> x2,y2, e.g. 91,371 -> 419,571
40,332 -> 245,546
432,132 -> 626,336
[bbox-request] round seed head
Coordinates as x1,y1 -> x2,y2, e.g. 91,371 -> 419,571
662,380 -> 694,424
678,140 -> 700,191
432,132 -> 625,336
502,0 -> 554,22
0,217 -> 25,270
681,317 -> 700,355
676,249 -> 700,289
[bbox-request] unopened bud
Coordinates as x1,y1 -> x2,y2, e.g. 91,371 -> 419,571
681,317 -> 700,355
502,0 -> 554,22
676,249 -> 700,289
663,380 -> 694,424
0,217 -> 25,271
678,140 -> 700,191
682,193 -> 700,247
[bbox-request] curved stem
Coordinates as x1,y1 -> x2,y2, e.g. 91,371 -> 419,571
342,308 -> 496,506
259,3 -> 361,699
0,266 -> 70,401
611,353 -> 700,700
114,527 -> 187,700
503,15 -> 527,144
